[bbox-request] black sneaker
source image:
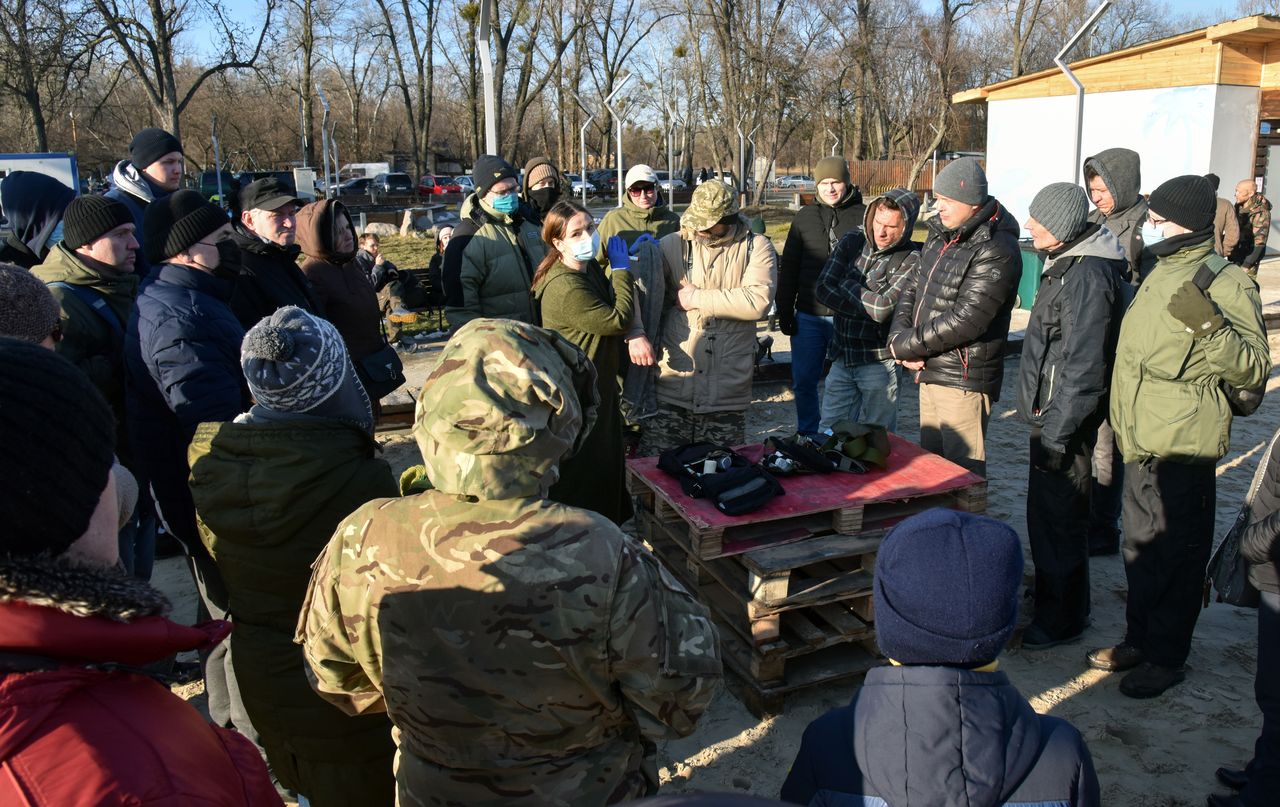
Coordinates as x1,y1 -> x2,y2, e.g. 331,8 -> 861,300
1021,623 -> 1086,650
1214,767 -> 1247,791
1087,642 -> 1143,671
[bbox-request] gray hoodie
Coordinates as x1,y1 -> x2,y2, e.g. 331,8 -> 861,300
1084,148 -> 1146,279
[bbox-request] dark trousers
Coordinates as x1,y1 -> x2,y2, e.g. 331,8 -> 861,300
1027,428 -> 1094,638
1089,418 -> 1124,553
1243,590 -> 1280,806
1121,459 -> 1215,668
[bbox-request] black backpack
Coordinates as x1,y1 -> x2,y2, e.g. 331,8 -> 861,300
1191,259 -> 1266,417
657,442 -> 784,515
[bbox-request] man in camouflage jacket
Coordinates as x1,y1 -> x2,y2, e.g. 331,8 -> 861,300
297,318 -> 722,807
1234,179 -> 1272,276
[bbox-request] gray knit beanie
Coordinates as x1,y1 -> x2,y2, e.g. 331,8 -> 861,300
241,306 -> 372,432
1029,183 -> 1090,243
934,157 -> 988,205
0,263 -> 60,343
815,156 -> 851,185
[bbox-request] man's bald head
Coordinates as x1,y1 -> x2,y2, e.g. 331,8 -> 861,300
1236,179 -> 1257,203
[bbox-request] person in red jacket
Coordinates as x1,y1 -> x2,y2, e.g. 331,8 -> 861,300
0,337 -> 281,807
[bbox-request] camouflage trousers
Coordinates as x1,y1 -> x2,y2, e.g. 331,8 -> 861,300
636,403 -> 746,457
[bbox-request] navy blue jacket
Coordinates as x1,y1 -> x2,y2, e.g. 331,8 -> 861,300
124,263 -> 248,543
781,665 -> 1099,807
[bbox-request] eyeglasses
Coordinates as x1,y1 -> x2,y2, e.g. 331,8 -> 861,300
1147,214 -> 1169,226
628,184 -> 657,196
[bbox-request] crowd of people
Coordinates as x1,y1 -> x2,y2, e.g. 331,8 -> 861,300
0,126 -> 1277,807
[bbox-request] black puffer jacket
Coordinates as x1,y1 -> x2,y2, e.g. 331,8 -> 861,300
888,198 -> 1021,399
228,223 -> 322,331
1016,224 -> 1129,453
777,186 -> 864,323
1241,428 -> 1280,594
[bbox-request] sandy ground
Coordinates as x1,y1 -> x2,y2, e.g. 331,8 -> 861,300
156,259 -> 1280,805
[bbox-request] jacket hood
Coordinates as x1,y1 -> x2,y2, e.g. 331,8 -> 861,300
413,318 -> 599,500
295,199 -> 357,264
855,665 -> 1043,806
519,155 -> 558,202
190,419 -> 382,541
1053,223 -> 1126,263
33,243 -> 141,295
1084,147 -> 1142,212
863,188 -> 921,255
0,171 -> 76,254
0,554 -> 230,664
109,159 -> 161,205
621,190 -> 672,219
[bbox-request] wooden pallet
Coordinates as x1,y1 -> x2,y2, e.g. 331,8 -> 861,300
627,434 -> 986,560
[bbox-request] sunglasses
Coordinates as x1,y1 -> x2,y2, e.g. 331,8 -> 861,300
628,184 -> 657,195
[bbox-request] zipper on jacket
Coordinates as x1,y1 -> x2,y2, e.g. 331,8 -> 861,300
1046,364 -> 1056,407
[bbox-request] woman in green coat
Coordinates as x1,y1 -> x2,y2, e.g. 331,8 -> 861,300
532,199 -> 635,524
189,306 -> 398,806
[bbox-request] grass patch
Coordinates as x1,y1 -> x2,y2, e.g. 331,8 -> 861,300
377,235 -> 437,270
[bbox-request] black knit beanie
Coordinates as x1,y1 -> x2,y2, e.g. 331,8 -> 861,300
0,337 -> 116,557
143,189 -> 229,265
472,154 -> 518,197
1148,175 -> 1216,232
62,195 -> 134,251
1204,173 -> 1221,193
129,127 -> 183,171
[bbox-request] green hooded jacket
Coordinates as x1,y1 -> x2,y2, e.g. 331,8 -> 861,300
189,419 -> 399,806
1109,237 -> 1269,464
32,243 -> 139,442
443,194 -> 546,330
297,319 -> 721,807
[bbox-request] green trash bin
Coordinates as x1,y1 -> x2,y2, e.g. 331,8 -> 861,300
1017,240 -> 1044,311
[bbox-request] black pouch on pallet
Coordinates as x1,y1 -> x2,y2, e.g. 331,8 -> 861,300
762,434 -> 837,476
821,421 -> 893,473
657,441 -> 783,513
695,465 -> 785,515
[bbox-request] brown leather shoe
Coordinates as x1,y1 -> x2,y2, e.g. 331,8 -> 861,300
1120,662 -> 1186,698
1087,642 -> 1143,671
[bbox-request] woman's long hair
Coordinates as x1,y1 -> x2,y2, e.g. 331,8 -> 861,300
532,198 -> 591,288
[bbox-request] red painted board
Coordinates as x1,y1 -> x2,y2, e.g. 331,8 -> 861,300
627,433 -> 983,531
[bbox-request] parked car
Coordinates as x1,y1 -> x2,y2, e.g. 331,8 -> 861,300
198,171 -> 238,201
454,176 -> 475,193
654,170 -> 687,192
419,175 -> 461,195
236,171 -> 297,198
372,172 -> 415,194
587,169 -> 619,193
336,177 -> 373,197
774,174 -> 815,190
565,173 -> 596,195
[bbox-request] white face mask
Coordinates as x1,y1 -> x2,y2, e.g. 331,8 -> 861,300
1141,221 -> 1166,245
564,230 -> 600,262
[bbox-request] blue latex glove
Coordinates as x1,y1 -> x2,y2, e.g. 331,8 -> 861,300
629,233 -> 659,255
607,235 -> 631,270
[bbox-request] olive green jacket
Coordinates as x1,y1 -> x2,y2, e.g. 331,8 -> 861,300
443,194 -> 546,330
189,419 -> 399,805
1110,239 -> 1269,464
32,244 -> 139,443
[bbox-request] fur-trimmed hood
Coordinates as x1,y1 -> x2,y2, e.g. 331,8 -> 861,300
0,554 -> 229,668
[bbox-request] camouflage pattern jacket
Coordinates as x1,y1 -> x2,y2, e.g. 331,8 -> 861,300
298,318 -> 722,807
1239,192 -> 1272,248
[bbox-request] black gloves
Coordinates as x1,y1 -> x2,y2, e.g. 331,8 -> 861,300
1167,280 -> 1224,338
778,315 -> 797,336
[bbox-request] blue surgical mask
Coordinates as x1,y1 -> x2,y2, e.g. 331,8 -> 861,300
568,231 -> 600,262
490,192 -> 519,215
47,220 -> 64,247
1141,221 -> 1166,245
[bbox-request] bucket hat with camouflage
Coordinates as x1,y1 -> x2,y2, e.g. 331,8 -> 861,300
681,180 -> 739,233
414,318 -> 599,499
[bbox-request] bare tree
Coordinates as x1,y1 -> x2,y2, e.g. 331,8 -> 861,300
87,0 -> 274,139
372,0 -> 438,177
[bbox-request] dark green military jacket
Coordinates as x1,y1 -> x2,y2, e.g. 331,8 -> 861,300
189,418 -> 399,806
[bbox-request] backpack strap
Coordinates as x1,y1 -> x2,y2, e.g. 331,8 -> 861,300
46,281 -> 125,340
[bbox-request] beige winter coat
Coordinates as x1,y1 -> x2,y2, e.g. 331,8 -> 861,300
655,223 -> 777,413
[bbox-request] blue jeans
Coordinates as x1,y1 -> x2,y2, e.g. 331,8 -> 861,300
791,312 -> 834,435
820,358 -> 900,432
118,495 -> 157,581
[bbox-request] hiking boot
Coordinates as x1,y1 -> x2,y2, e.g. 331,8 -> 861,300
1119,662 -> 1186,698
1215,767 -> 1248,791
1087,642 -> 1143,671
1206,794 -> 1244,807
